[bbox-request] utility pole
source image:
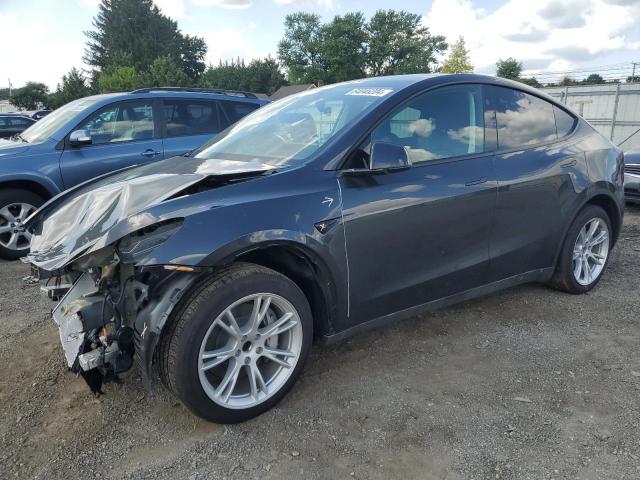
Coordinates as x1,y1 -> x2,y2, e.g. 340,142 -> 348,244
8,79 -> 12,97
633,62 -> 639,82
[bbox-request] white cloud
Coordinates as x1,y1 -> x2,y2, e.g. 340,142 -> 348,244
201,27 -> 268,66
423,0 -> 638,76
272,0 -> 337,8
155,0 -> 187,18
192,0 -> 253,8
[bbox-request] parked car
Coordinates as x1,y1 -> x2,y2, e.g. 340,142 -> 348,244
623,151 -> 640,203
25,74 -> 624,423
32,110 -> 52,120
0,87 -> 268,259
0,114 -> 36,139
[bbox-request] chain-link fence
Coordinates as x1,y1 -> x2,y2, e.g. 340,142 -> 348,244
543,83 -> 640,152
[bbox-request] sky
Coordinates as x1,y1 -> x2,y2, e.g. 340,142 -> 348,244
1,0 -> 639,90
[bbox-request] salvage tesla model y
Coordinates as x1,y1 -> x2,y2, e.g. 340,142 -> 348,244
25,74 -> 624,423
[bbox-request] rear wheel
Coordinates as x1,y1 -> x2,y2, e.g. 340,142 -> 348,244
549,205 -> 612,294
159,263 -> 312,423
0,189 -> 44,260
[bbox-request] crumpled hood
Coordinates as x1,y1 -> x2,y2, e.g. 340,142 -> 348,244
0,138 -> 29,156
27,156 -> 275,271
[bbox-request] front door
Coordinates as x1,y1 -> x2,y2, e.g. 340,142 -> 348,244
338,84 -> 497,326
60,100 -> 162,188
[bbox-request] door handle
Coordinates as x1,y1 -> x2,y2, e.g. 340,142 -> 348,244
464,176 -> 488,186
141,149 -> 161,158
560,158 -> 577,168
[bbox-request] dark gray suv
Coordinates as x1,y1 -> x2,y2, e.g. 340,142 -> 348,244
25,74 -> 624,423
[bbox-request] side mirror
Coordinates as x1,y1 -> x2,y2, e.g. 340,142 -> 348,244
370,141 -> 411,171
69,129 -> 92,147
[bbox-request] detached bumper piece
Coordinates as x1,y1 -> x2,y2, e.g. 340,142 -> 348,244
51,273 -> 134,395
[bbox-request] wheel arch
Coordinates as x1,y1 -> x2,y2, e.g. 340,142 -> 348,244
585,193 -> 621,246
0,178 -> 57,201
231,242 -> 339,339
552,191 -> 622,272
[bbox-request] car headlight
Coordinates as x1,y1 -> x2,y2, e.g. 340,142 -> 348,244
118,219 -> 183,261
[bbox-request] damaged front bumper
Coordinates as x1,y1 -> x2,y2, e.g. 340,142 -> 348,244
28,254 -> 200,396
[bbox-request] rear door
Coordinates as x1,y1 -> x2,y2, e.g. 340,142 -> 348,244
161,99 -> 225,158
486,85 -> 585,280
161,99 -> 261,159
339,84 -> 497,326
59,100 -> 162,188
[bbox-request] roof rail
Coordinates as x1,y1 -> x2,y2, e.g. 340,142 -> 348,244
130,86 -> 258,99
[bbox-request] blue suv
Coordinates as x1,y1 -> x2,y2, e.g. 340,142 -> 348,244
0,87 -> 268,259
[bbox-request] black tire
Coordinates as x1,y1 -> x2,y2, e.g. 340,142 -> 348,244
0,189 -> 45,261
549,205 -> 612,294
158,263 -> 313,423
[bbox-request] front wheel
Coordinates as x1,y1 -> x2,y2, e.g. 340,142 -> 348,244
549,205 -> 612,294
159,263 -> 313,423
0,189 -> 44,260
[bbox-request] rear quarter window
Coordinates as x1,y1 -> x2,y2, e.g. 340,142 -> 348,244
554,106 -> 576,138
492,86 -> 558,150
220,101 -> 260,125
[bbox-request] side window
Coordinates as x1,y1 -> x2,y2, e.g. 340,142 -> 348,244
371,84 -> 485,163
78,102 -> 155,145
0,117 -> 7,130
493,86 -> 557,149
10,117 -> 32,128
554,105 -> 576,138
219,101 -> 260,126
163,100 -> 222,137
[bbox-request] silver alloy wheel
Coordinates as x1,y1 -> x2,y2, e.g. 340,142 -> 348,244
198,293 -> 303,409
0,202 -> 36,251
572,217 -> 610,286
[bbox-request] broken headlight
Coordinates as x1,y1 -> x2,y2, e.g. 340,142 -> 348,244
118,219 -> 183,262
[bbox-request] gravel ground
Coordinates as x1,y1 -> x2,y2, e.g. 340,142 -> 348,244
1,206 -> 640,480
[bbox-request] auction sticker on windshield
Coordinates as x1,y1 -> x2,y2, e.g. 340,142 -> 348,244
345,88 -> 393,97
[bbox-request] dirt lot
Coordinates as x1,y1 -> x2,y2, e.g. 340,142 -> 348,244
1,207 -> 639,480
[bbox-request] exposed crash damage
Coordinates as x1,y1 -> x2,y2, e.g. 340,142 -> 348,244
25,157 -> 282,394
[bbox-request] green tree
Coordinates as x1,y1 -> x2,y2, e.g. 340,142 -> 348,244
140,56 -> 190,87
582,73 -> 604,85
366,10 -> 446,76
519,77 -> 542,88
319,13 -> 368,82
440,36 -> 473,73
97,66 -> 139,92
11,82 -> 49,110
558,76 -> 577,86
85,0 -> 206,81
278,10 -> 446,83
627,75 -> 640,83
201,57 -> 286,95
277,12 -> 325,84
201,58 -> 248,91
48,68 -> 91,109
245,57 -> 286,94
496,57 -> 522,80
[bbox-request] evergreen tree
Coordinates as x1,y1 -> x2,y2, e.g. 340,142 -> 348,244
48,68 -> 91,109
85,0 -> 206,82
440,37 -> 473,74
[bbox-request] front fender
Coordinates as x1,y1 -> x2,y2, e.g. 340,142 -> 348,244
0,172 -> 61,197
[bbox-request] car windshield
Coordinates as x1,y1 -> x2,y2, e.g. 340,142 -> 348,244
20,97 -> 102,144
193,83 -> 395,167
